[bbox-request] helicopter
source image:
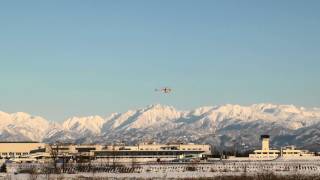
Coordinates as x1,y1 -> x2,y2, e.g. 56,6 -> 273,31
155,87 -> 172,94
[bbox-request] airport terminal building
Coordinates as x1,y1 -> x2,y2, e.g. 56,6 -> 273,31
0,142 -> 211,163
0,142 -> 45,159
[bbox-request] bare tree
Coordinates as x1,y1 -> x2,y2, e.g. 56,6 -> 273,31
131,157 -> 138,171
28,168 -> 39,180
112,144 -> 116,169
43,168 -> 51,180
61,154 -> 66,173
48,142 -> 61,174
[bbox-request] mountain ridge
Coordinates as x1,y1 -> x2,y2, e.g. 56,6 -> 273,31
1,104 -> 320,151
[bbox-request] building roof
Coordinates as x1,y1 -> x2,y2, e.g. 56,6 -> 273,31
260,135 -> 270,139
0,141 -> 40,143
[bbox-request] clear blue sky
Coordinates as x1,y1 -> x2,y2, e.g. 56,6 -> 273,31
0,0 -> 319,121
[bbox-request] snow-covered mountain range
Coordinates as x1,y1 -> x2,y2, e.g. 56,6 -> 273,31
1,104 -> 320,151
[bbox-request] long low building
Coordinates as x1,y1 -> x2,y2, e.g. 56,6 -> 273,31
249,135 -> 315,160
0,142 -> 212,163
93,143 -> 211,162
0,142 -> 45,159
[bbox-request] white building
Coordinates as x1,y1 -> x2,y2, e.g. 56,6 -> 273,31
249,135 -> 280,160
24,142 -> 211,163
249,135 -> 316,160
93,143 -> 211,162
281,145 -> 315,159
0,142 -> 45,159
0,142 -> 46,163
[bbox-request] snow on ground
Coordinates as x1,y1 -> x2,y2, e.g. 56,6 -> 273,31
2,160 -> 320,179
1,171 -> 320,180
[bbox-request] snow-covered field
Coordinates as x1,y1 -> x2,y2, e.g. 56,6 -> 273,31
2,160 -> 320,179
1,171 -> 320,180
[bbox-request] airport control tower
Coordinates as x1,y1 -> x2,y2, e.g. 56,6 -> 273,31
261,135 -> 270,151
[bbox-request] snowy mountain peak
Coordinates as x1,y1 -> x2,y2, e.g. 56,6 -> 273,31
62,116 -> 105,134
252,103 -> 302,113
129,104 -> 181,128
190,106 -> 215,116
12,112 -> 31,117
0,111 -> 50,141
144,104 -> 176,111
